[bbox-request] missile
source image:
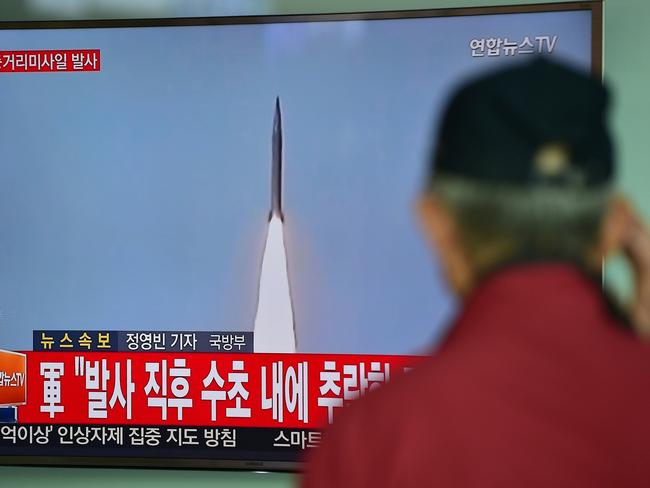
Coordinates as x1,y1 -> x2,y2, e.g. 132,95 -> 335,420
271,96 -> 283,221
253,97 -> 296,353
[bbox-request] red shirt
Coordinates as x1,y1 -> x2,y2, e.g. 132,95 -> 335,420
302,264 -> 650,487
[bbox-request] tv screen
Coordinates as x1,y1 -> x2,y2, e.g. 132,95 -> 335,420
0,1 -> 600,470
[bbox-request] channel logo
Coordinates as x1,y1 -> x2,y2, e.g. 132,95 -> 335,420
0,349 -> 27,407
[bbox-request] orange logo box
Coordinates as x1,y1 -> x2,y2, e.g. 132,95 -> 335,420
0,349 -> 27,406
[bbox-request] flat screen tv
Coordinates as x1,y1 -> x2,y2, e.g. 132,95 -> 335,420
0,1 -> 601,471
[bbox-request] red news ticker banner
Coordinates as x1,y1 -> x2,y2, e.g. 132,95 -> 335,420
17,352 -> 420,429
0,50 -> 100,73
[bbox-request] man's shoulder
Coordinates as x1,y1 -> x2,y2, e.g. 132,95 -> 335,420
333,355 -> 448,437
301,356 -> 456,487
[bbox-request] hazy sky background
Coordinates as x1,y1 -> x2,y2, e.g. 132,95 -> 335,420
0,10 -> 592,353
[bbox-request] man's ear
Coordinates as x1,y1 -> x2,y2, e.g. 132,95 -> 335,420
416,193 -> 474,296
417,193 -> 455,252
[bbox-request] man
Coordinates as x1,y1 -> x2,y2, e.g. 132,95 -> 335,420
302,58 -> 650,487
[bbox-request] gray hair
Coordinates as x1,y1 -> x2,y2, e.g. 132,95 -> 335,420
430,176 -> 611,275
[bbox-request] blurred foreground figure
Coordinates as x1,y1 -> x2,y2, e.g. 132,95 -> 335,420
302,59 -> 650,487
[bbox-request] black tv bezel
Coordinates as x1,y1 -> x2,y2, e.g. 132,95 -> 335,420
0,0 -> 603,473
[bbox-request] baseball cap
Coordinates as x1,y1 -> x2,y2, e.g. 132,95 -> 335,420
431,57 -> 614,187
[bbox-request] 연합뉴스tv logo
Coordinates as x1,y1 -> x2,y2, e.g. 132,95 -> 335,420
0,349 -> 27,408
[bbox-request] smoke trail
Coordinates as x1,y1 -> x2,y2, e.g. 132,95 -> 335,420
253,215 -> 296,352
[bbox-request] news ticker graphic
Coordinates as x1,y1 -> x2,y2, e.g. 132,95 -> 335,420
0,350 -> 26,406
0,424 -> 319,462
33,330 -> 254,353
0,351 -> 418,459
0,50 -> 100,73
4,352 -> 418,429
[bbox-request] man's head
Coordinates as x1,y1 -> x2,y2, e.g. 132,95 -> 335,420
417,58 -> 635,296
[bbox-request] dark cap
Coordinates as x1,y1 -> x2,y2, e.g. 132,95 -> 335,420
431,58 -> 614,187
